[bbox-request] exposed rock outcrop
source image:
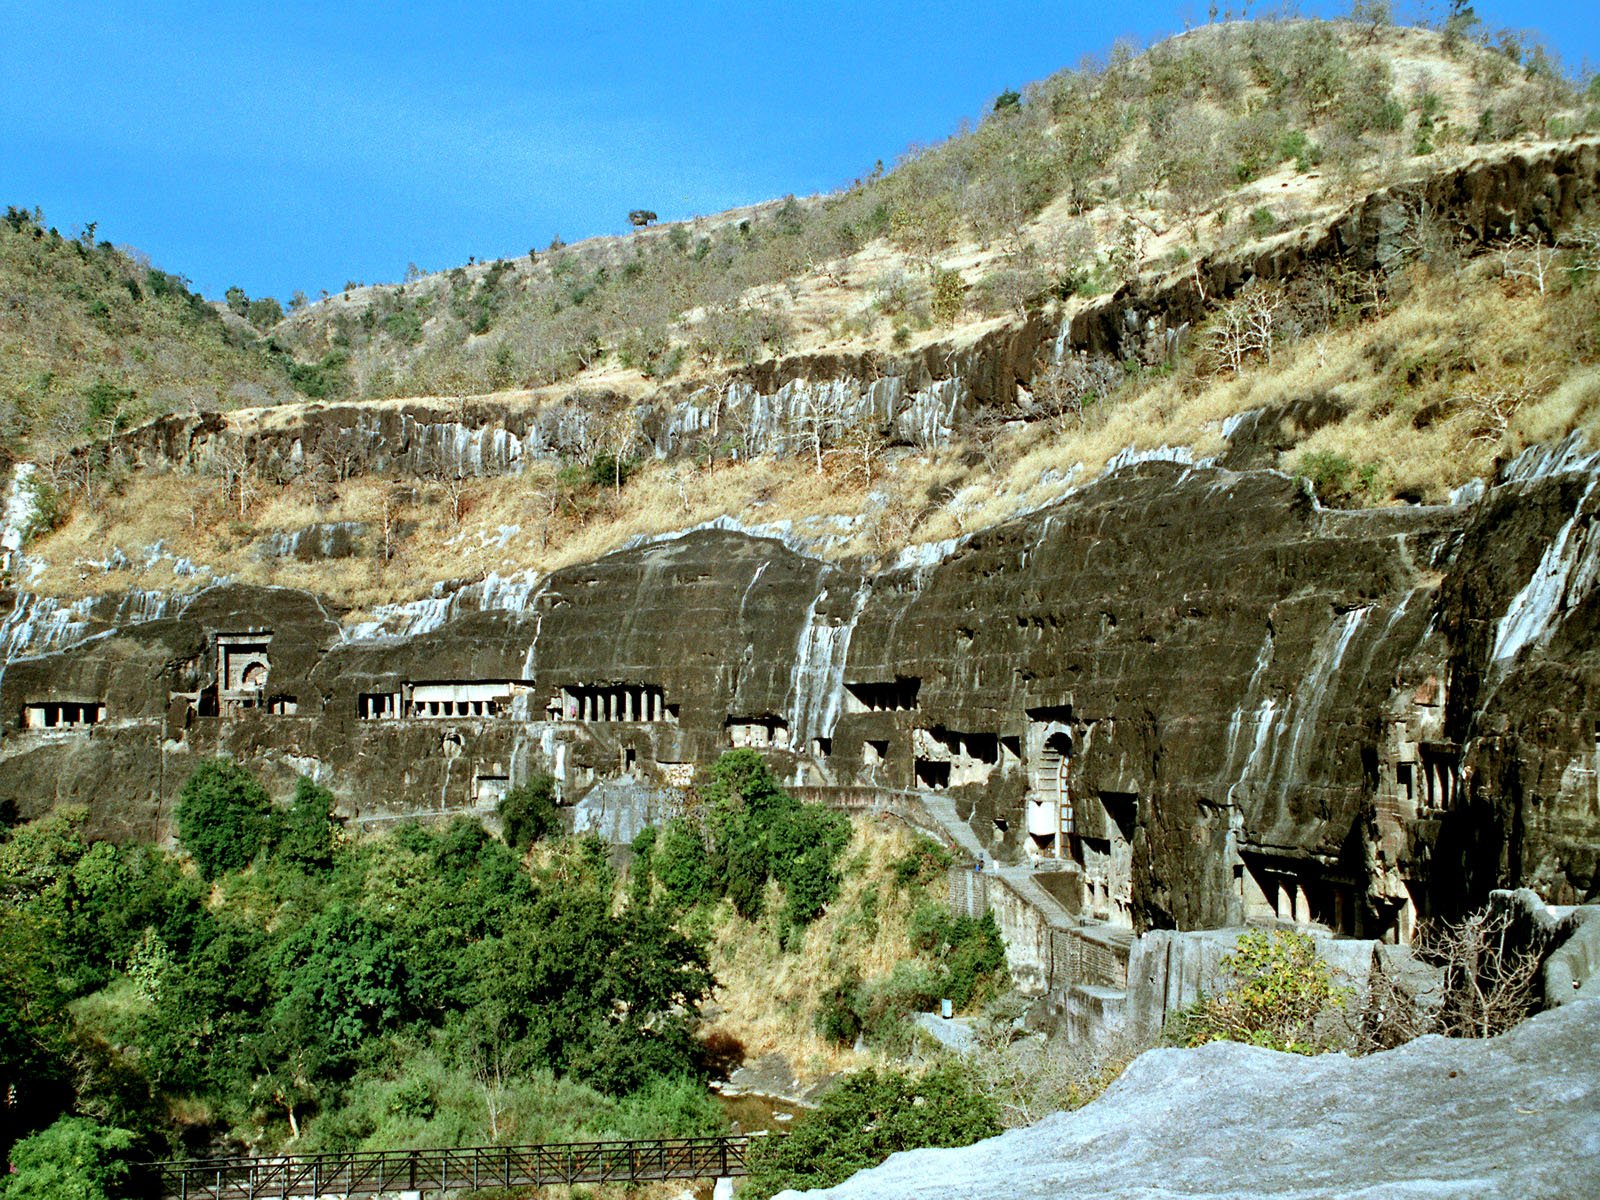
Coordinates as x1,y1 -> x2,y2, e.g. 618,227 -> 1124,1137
104,140 -> 1600,485
772,999 -> 1600,1200
3,434 -> 1597,938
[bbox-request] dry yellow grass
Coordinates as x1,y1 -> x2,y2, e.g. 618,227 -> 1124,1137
697,818 -> 941,1087
19,189 -> 1600,611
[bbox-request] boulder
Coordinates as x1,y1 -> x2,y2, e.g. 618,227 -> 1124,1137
776,1000 -> 1600,1199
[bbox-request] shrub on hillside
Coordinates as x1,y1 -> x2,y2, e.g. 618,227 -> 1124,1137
743,1063 -> 1000,1199
1169,929 -> 1349,1054
653,817 -> 713,908
702,750 -> 853,928
497,773 -> 560,850
175,758 -> 275,880
245,296 -> 283,328
1296,448 -> 1384,507
2,1116 -> 136,1200
274,777 -> 337,872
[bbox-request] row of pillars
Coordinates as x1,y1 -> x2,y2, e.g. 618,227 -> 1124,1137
565,686 -> 664,723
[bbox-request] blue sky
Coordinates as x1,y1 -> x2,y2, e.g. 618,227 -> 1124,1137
3,1 -> 1595,302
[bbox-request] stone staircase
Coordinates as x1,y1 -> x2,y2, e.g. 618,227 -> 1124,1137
913,791 -> 1134,1040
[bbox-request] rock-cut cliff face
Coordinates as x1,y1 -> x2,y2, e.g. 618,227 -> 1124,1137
3,435 -> 1597,936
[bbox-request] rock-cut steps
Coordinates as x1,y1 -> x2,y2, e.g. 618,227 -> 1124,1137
914,792 -> 1133,1035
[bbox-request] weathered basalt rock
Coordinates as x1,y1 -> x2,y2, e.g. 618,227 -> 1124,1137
103,140 -> 1600,489
5,440 -> 1597,934
772,999 -> 1600,1200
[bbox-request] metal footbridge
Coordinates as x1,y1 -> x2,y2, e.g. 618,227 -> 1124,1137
156,1134 -> 756,1198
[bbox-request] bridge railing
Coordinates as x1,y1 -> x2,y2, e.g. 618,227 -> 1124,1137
154,1134 -> 756,1199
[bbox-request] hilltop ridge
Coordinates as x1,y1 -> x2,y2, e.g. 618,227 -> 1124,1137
5,18 -> 1600,611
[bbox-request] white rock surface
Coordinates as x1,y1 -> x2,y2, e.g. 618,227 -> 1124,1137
777,1000 -> 1600,1200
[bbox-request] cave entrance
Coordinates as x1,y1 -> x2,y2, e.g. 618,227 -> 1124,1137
725,715 -> 790,750
22,700 -> 105,730
1028,730 -> 1073,857
1238,852 -> 1357,936
1078,791 -> 1137,928
217,631 -> 273,716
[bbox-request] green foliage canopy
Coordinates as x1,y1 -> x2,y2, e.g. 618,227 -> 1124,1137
1,1116 -> 135,1200
497,773 -> 560,850
702,749 -> 853,927
175,758 -> 275,880
1171,928 -> 1350,1054
745,1063 -> 1001,1199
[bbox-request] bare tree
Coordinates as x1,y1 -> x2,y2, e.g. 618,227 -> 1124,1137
1355,904 -> 1543,1052
435,471 -> 469,526
1207,284 -> 1285,374
1426,906 -> 1543,1039
794,388 -> 847,475
1031,353 -> 1121,431
1500,234 -> 1560,295
457,1004 -> 514,1142
1462,377 -> 1544,446
597,403 -> 639,498
838,415 -> 889,487
525,471 -> 564,551
1563,220 -> 1600,276
215,432 -> 257,522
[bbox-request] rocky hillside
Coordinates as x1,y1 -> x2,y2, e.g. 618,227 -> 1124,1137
3,16 -> 1600,952
267,21 -> 1592,401
1,39 -> 1594,615
0,209 -> 305,464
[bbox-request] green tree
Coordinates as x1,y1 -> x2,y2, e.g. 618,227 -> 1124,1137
81,379 -> 136,437
0,910 -> 73,1154
224,285 -> 248,315
1,1116 -> 135,1200
745,1064 -> 1000,1198
1172,929 -> 1349,1054
475,888 -> 712,1094
703,750 -> 851,927
930,268 -> 965,325
135,919 -> 270,1095
245,296 -> 283,328
653,818 -> 712,908
275,777 -> 336,872
175,759 -> 274,880
268,904 -> 408,1060
497,774 -> 559,851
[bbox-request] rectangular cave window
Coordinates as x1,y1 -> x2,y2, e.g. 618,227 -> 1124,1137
22,701 -> 105,730
1396,762 -> 1414,805
812,737 -> 832,757
726,715 -> 791,750
267,695 -> 298,715
915,759 -> 951,790
474,774 -> 511,806
844,677 -> 921,713
1098,791 -> 1138,843
1024,703 -> 1074,723
1000,736 -> 1022,767
863,738 -> 889,765
964,733 -> 999,764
